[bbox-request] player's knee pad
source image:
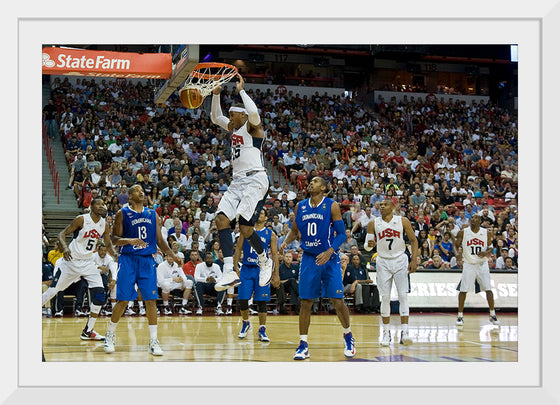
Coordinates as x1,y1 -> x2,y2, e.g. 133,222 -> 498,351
398,293 -> 409,316
238,299 -> 249,311
381,295 -> 391,317
90,287 -> 106,306
256,301 -> 268,313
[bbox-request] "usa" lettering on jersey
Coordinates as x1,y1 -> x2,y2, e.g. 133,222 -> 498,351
378,228 -> 400,240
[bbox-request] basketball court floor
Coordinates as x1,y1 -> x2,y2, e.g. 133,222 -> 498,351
42,312 -> 517,362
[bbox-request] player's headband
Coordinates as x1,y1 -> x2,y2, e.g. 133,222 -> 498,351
229,106 -> 247,114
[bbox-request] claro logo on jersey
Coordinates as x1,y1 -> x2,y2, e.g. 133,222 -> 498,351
378,228 -> 400,240
83,229 -> 102,239
466,238 -> 484,246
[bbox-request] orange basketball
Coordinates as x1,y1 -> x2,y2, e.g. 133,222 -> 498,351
180,87 -> 204,109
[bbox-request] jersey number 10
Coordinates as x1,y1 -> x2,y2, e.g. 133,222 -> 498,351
307,222 -> 317,236
470,246 -> 482,255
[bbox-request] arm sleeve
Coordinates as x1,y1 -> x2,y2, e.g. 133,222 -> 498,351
239,90 -> 261,126
331,219 -> 347,252
210,94 -> 230,131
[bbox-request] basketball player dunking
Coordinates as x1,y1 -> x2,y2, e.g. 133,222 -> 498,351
210,73 -> 273,291
363,198 -> 418,346
454,214 -> 500,326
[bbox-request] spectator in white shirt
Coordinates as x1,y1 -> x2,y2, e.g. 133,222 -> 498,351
193,252 -> 225,315
157,254 -> 194,315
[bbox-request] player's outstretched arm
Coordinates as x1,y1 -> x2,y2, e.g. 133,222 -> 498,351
237,73 -> 261,128
210,86 -> 230,131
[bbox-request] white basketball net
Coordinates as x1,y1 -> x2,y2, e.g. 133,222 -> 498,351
180,63 -> 238,98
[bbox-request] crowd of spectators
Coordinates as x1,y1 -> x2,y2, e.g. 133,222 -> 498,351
42,73 -> 518,315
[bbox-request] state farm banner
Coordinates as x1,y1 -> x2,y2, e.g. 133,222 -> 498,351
42,47 -> 172,79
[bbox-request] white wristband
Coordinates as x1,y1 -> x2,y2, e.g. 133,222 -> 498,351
364,233 -> 375,252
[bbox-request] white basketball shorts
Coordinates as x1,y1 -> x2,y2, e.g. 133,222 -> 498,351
217,171 -> 268,223
53,257 -> 104,291
375,254 -> 409,297
459,261 -> 492,292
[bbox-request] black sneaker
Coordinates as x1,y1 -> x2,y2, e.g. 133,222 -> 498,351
80,327 -> 105,341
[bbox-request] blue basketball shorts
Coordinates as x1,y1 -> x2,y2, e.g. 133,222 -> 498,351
116,254 -> 158,301
298,252 -> 344,300
238,264 -> 270,301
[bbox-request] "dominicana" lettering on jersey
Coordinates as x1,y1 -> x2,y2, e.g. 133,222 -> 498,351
131,217 -> 153,226
301,213 -> 324,222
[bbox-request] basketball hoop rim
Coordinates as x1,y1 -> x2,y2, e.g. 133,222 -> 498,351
190,62 -> 238,80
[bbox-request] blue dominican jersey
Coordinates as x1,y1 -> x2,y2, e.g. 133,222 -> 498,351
295,197 -> 334,255
119,206 -> 158,256
242,227 -> 272,266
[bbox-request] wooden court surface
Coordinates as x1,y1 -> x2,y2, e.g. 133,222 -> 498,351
42,312 -> 517,362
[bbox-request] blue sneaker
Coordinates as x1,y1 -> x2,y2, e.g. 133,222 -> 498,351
238,321 -> 251,339
258,326 -> 270,342
343,332 -> 356,358
293,340 -> 309,360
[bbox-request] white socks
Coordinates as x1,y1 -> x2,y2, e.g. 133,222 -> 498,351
148,324 -> 158,340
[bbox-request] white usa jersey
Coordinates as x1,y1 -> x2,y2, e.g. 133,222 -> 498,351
374,215 -> 406,259
462,227 -> 488,265
68,213 -> 105,260
231,122 -> 265,177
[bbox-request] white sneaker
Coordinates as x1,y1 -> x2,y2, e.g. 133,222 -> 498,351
54,310 -> 63,317
215,307 -> 224,316
215,271 -> 241,292
124,308 -> 136,316
149,338 -> 164,356
456,317 -> 464,326
225,307 -> 233,315
249,308 -> 258,315
381,329 -> 391,346
139,307 -> 146,316
104,331 -> 115,353
178,306 -> 192,315
196,307 -> 203,316
490,315 -> 500,325
258,256 -> 273,287
162,306 -> 173,315
400,330 -> 413,346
